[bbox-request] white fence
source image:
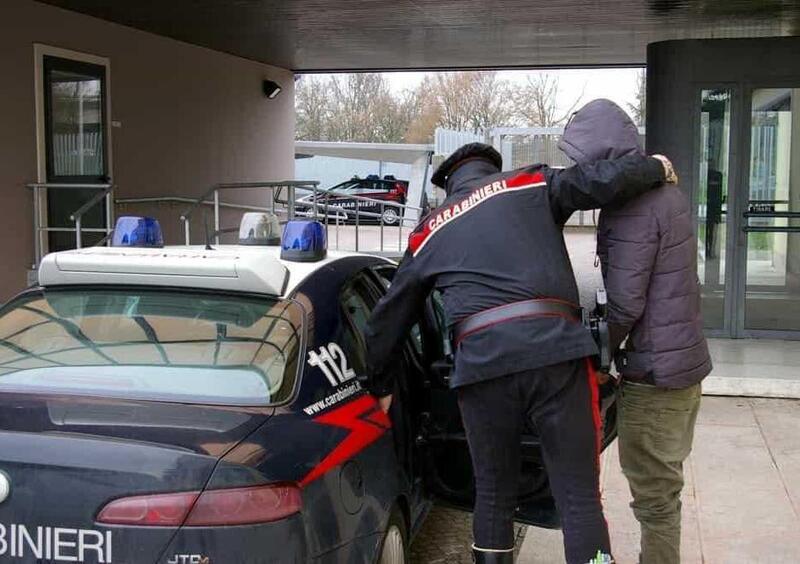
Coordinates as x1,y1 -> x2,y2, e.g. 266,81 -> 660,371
434,128 -> 486,156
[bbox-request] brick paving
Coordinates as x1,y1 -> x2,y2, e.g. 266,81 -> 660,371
410,506 -> 527,563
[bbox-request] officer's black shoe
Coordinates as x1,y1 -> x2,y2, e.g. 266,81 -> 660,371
472,545 -> 514,564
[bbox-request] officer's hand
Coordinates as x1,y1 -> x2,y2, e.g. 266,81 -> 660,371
595,371 -> 612,385
651,154 -> 678,184
378,395 -> 393,413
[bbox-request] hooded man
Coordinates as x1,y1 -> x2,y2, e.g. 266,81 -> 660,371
364,140 -> 675,564
559,99 -> 712,564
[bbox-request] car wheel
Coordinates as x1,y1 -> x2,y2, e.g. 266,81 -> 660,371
378,508 -> 408,564
382,208 -> 400,225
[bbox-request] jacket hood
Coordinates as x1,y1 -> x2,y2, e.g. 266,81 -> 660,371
558,99 -> 642,164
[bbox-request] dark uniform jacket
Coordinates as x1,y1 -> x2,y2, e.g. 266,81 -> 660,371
558,99 -> 712,388
364,155 -> 666,394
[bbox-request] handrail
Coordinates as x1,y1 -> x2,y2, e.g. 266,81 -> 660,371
743,226 -> 800,233
178,180 -> 321,245
179,181 -> 319,223
744,211 -> 800,219
118,196 -> 274,214
27,183 -> 113,190
71,179 -> 421,256
71,187 -> 112,220
27,182 -> 114,266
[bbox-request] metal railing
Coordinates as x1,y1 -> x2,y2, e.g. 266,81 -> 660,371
29,179 -> 422,266
28,182 -> 114,267
175,181 -> 422,253
179,181 -> 317,245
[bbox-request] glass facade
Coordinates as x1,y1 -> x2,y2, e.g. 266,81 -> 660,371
697,89 -> 732,330
744,88 -> 800,331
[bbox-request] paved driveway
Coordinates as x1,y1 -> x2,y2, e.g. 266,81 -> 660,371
519,396 -> 800,563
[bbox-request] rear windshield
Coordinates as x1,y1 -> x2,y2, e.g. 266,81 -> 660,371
0,289 -> 304,406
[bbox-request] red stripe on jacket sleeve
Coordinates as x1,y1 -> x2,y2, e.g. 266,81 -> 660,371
505,171 -> 546,188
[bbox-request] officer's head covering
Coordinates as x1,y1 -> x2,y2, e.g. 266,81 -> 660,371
558,99 -> 642,164
431,143 -> 502,192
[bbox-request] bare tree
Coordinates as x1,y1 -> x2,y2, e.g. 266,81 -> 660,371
295,75 -> 330,140
433,71 -> 515,133
402,80 -> 442,143
296,73 -> 414,143
399,84 -> 441,143
295,71 -> 516,143
628,69 -> 647,127
513,74 -> 584,127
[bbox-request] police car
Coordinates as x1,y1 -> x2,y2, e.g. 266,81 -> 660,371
0,214 -> 618,563
295,176 -> 410,225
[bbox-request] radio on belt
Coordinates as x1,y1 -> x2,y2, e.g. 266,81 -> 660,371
584,288 -> 611,373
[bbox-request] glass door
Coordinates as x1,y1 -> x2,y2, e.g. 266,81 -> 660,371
697,89 -> 734,332
741,87 -> 800,334
42,55 -> 109,252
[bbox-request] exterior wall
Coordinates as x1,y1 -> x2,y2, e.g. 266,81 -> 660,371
0,0 -> 295,300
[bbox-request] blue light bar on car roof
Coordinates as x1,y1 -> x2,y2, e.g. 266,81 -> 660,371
111,216 -> 164,248
280,220 -> 327,262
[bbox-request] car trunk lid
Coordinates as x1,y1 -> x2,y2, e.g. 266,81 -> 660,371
0,394 -> 270,563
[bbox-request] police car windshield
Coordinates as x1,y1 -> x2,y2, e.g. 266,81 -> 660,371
0,289 -> 303,406
332,181 -> 361,192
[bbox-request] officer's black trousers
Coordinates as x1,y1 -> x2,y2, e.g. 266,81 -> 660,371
457,359 -> 612,564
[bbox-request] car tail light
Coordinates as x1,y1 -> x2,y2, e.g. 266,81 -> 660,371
97,485 -> 301,527
185,484 -> 301,526
97,491 -> 198,526
394,182 -> 406,195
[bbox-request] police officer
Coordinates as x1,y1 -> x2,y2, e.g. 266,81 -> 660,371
364,142 -> 672,564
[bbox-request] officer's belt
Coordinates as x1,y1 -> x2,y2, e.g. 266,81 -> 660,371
453,298 -> 583,345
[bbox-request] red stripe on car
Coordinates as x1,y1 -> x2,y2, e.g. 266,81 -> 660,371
300,395 -> 391,486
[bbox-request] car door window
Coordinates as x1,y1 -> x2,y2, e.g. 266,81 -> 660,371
373,181 -> 391,194
339,273 -> 377,375
371,266 -> 427,360
333,181 -> 360,193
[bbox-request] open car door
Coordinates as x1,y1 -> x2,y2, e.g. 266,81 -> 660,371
415,292 -> 618,530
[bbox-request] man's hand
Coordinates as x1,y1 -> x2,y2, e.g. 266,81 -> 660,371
595,371 -> 612,385
378,395 -> 393,413
651,154 -> 678,184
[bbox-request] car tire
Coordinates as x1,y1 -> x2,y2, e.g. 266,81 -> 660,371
378,507 -> 408,564
382,208 -> 400,225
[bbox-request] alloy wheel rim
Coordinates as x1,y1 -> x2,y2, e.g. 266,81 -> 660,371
379,525 -> 405,564
383,209 -> 398,223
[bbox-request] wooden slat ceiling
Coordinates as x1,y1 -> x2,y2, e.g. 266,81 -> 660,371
37,0 -> 800,71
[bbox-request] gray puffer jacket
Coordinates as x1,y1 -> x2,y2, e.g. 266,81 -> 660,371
559,99 -> 712,388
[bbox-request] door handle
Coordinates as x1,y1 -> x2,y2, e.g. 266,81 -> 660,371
743,226 -> 800,233
743,211 -> 800,219
742,210 -> 799,232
